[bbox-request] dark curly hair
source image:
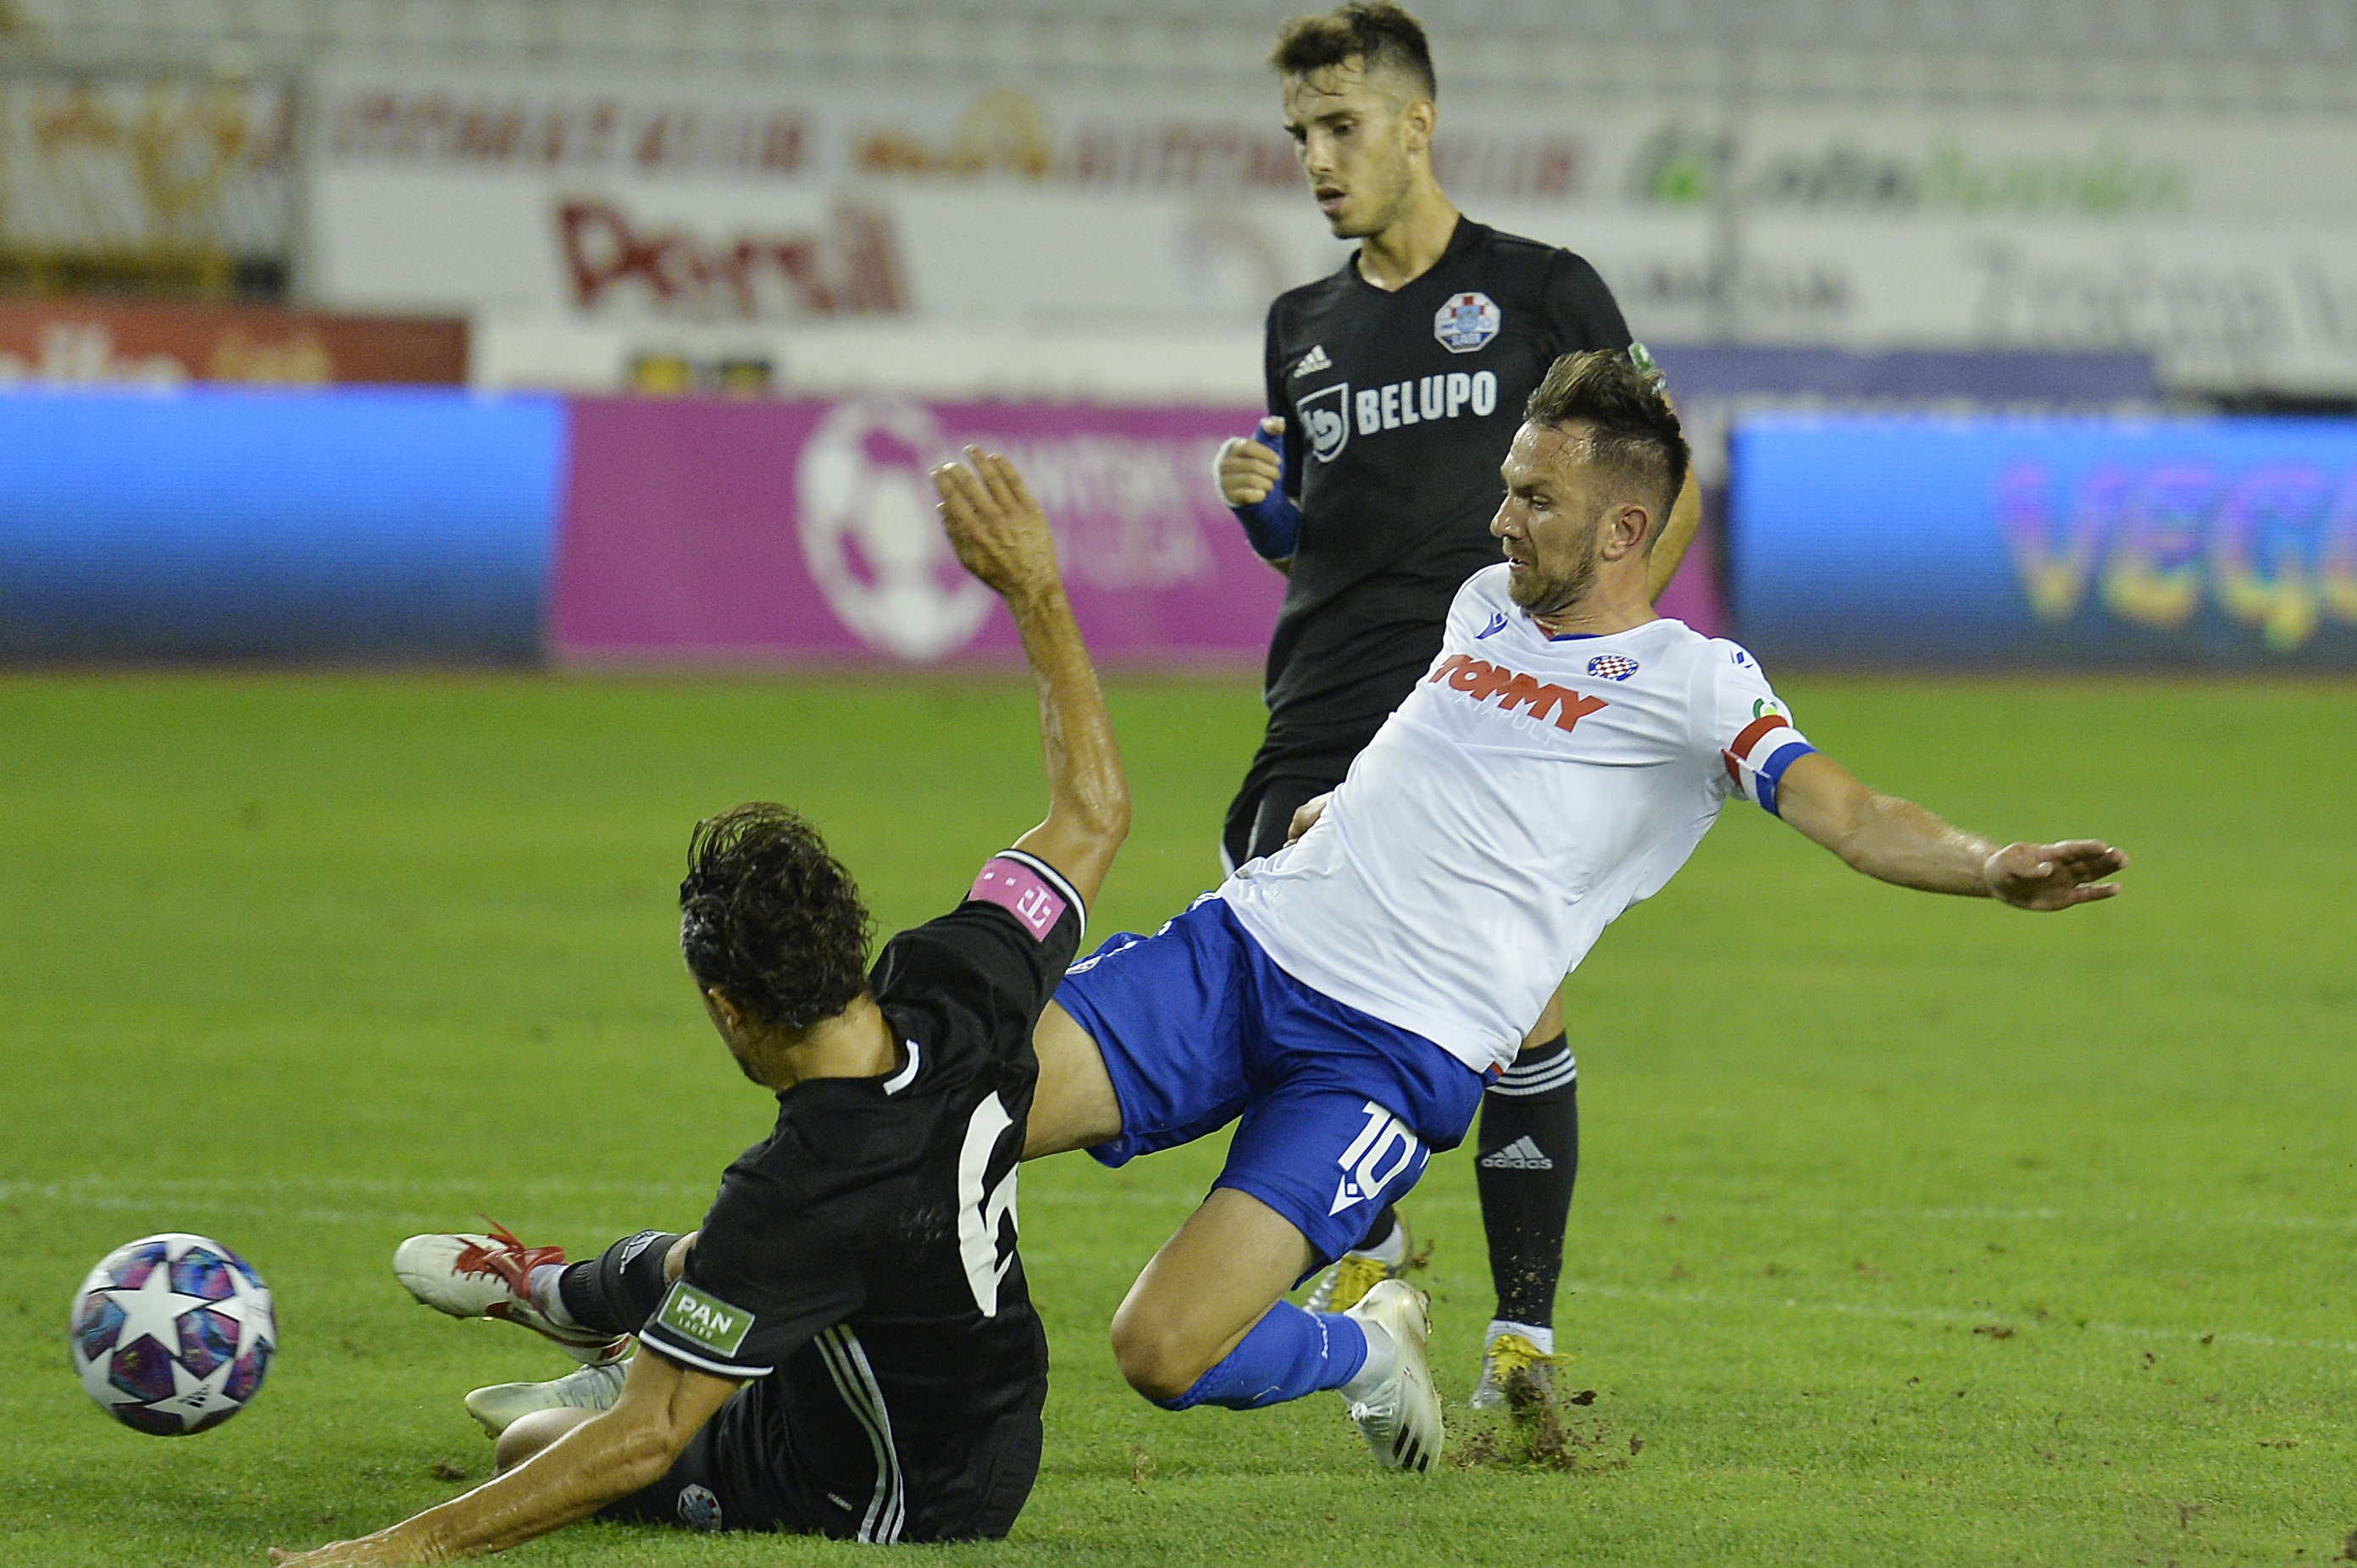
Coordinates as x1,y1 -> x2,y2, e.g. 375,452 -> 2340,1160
679,804 -> 873,1033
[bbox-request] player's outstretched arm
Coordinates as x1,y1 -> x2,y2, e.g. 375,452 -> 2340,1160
933,447 -> 1130,911
1772,751 -> 2127,910
266,1353 -> 739,1565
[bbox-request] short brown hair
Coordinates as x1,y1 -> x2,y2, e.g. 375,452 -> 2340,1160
1271,3 -> 1437,101
1523,350 -> 1689,546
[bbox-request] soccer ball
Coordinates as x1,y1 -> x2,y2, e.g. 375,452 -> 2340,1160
69,1233 -> 276,1436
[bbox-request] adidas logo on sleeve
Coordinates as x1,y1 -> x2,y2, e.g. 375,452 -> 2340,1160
1293,344 -> 1333,377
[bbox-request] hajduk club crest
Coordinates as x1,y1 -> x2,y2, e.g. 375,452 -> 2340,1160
1586,653 -> 1640,682
1433,291 -> 1500,353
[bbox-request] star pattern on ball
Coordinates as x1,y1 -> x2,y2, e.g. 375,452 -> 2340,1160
98,1266 -> 214,1388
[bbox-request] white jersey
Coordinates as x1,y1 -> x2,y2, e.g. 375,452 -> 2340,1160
1219,564 -> 1815,1076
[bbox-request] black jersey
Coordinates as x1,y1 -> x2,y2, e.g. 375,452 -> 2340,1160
635,848 -> 1084,1543
1254,218 -> 1636,782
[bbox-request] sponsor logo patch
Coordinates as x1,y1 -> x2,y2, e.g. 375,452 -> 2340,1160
1296,382 -> 1351,463
969,856 -> 1067,941
1356,371 -> 1495,435
1428,652 -> 1611,735
657,1280 -> 753,1358
1476,612 -> 1510,640
1292,343 -> 1332,377
1434,291 -> 1501,353
1586,653 -> 1640,681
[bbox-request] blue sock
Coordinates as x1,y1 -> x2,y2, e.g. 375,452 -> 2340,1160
1157,1303 -> 1369,1411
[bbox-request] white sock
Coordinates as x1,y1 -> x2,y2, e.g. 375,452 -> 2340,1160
1485,1318 -> 1554,1357
528,1263 -> 580,1329
1351,1218 -> 1408,1266
1338,1320 -> 1397,1401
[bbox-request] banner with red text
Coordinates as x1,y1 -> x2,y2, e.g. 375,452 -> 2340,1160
308,65 -> 2357,396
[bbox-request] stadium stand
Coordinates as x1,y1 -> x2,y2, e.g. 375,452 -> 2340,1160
15,0 -> 2357,113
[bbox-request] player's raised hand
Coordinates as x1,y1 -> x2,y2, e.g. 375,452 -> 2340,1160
931,446 -> 1062,604
1217,417 -> 1286,507
1983,839 -> 2130,911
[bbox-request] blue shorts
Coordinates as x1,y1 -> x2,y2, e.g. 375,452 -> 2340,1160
1053,896 -> 1487,1267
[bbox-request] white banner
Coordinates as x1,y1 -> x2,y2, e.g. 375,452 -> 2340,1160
302,64 -> 2357,394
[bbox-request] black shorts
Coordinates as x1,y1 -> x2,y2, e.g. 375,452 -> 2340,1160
600,1351 -> 1044,1544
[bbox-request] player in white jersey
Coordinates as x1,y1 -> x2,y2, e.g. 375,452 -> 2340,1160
1006,349 -> 2127,1470
1223,567 -> 1797,1078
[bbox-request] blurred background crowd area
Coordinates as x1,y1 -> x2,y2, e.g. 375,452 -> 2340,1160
2,0 -> 2354,672
3,0 -> 2353,407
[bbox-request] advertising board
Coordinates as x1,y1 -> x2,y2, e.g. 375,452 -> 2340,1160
1730,413 -> 2357,667
303,65 -> 2357,396
0,388 -> 560,660
0,300 -> 465,386
552,397 -> 1289,665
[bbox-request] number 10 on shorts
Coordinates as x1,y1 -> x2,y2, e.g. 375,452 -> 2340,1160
1328,1101 -> 1423,1216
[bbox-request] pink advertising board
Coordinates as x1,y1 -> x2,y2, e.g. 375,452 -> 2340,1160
551,396 -> 1723,665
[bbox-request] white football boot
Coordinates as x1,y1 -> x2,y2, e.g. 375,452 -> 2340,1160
463,1356 -> 629,1437
1340,1278 -> 1442,1473
392,1221 -> 629,1366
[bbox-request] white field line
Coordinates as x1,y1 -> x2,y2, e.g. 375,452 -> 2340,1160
12,1175 -> 2351,1358
0,1175 -> 718,1236
10,1176 -> 2355,1232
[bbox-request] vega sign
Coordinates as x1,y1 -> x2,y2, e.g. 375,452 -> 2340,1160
1729,413 -> 2357,668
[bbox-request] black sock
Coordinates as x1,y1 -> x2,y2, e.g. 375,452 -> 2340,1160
1475,1035 -> 1578,1328
1350,1204 -> 1400,1255
557,1230 -> 683,1338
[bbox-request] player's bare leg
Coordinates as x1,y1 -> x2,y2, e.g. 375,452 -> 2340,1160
1023,1000 -> 1124,1159
493,1406 -> 600,1474
1110,1188 -> 1316,1398
1111,1187 -> 1440,1471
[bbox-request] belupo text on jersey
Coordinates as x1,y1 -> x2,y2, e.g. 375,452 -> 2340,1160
1301,372 -> 1499,463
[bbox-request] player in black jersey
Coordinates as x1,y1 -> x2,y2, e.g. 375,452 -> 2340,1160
270,452 -> 1127,1565
1211,3 -> 1703,1411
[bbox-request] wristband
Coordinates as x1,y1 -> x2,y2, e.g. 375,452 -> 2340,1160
1215,430 -> 1301,562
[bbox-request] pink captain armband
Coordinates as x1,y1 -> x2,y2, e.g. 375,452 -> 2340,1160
968,853 -> 1073,942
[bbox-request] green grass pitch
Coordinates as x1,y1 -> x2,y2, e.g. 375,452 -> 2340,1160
2,670 -> 2351,1567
